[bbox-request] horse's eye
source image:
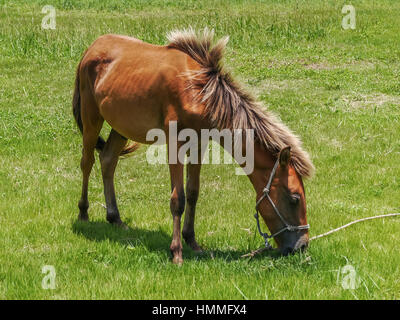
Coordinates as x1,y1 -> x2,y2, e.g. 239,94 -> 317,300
290,193 -> 301,204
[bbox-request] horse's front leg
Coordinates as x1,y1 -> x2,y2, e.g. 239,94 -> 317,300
168,162 -> 185,265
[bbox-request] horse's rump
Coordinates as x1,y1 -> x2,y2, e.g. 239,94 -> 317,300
76,34 -> 207,143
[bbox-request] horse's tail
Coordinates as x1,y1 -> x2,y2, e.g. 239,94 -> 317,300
72,62 -> 84,135
72,62 -> 140,157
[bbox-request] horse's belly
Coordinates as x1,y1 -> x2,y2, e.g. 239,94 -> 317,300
99,98 -> 164,144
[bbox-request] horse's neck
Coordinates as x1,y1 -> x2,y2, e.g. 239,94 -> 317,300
215,135 -> 276,195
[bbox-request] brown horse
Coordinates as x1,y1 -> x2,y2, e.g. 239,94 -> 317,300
72,29 -> 314,264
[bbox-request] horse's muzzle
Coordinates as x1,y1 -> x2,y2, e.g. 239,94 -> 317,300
279,232 -> 309,256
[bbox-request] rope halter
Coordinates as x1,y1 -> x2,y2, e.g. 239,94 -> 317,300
254,158 -> 310,249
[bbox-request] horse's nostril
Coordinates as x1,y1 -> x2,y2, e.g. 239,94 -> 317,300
293,235 -> 309,252
297,241 -> 309,252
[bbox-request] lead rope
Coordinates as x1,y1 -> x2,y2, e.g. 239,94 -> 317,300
309,212 -> 400,241
241,212 -> 400,258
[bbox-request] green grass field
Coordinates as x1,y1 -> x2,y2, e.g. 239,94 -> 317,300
0,0 -> 399,299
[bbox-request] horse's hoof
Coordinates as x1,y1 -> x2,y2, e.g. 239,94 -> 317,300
107,214 -> 128,229
119,222 -> 129,230
78,213 -> 89,222
187,241 -> 202,253
192,244 -> 203,253
183,235 -> 202,252
190,245 -> 203,253
172,256 -> 183,266
112,220 -> 128,230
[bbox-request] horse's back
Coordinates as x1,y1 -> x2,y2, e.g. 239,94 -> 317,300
79,34 -> 199,143
81,34 -> 191,94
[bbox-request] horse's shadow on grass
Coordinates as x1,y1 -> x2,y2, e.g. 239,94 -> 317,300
72,220 -> 280,262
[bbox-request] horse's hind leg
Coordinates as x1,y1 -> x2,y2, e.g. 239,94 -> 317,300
182,162 -> 202,252
169,161 -> 185,265
78,115 -> 103,221
99,129 -> 127,227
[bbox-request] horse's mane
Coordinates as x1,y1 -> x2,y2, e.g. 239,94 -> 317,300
167,28 -> 314,177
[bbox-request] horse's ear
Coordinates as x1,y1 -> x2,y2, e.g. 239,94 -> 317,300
279,146 -> 291,167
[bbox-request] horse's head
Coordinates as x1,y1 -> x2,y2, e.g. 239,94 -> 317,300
257,146 -> 309,255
